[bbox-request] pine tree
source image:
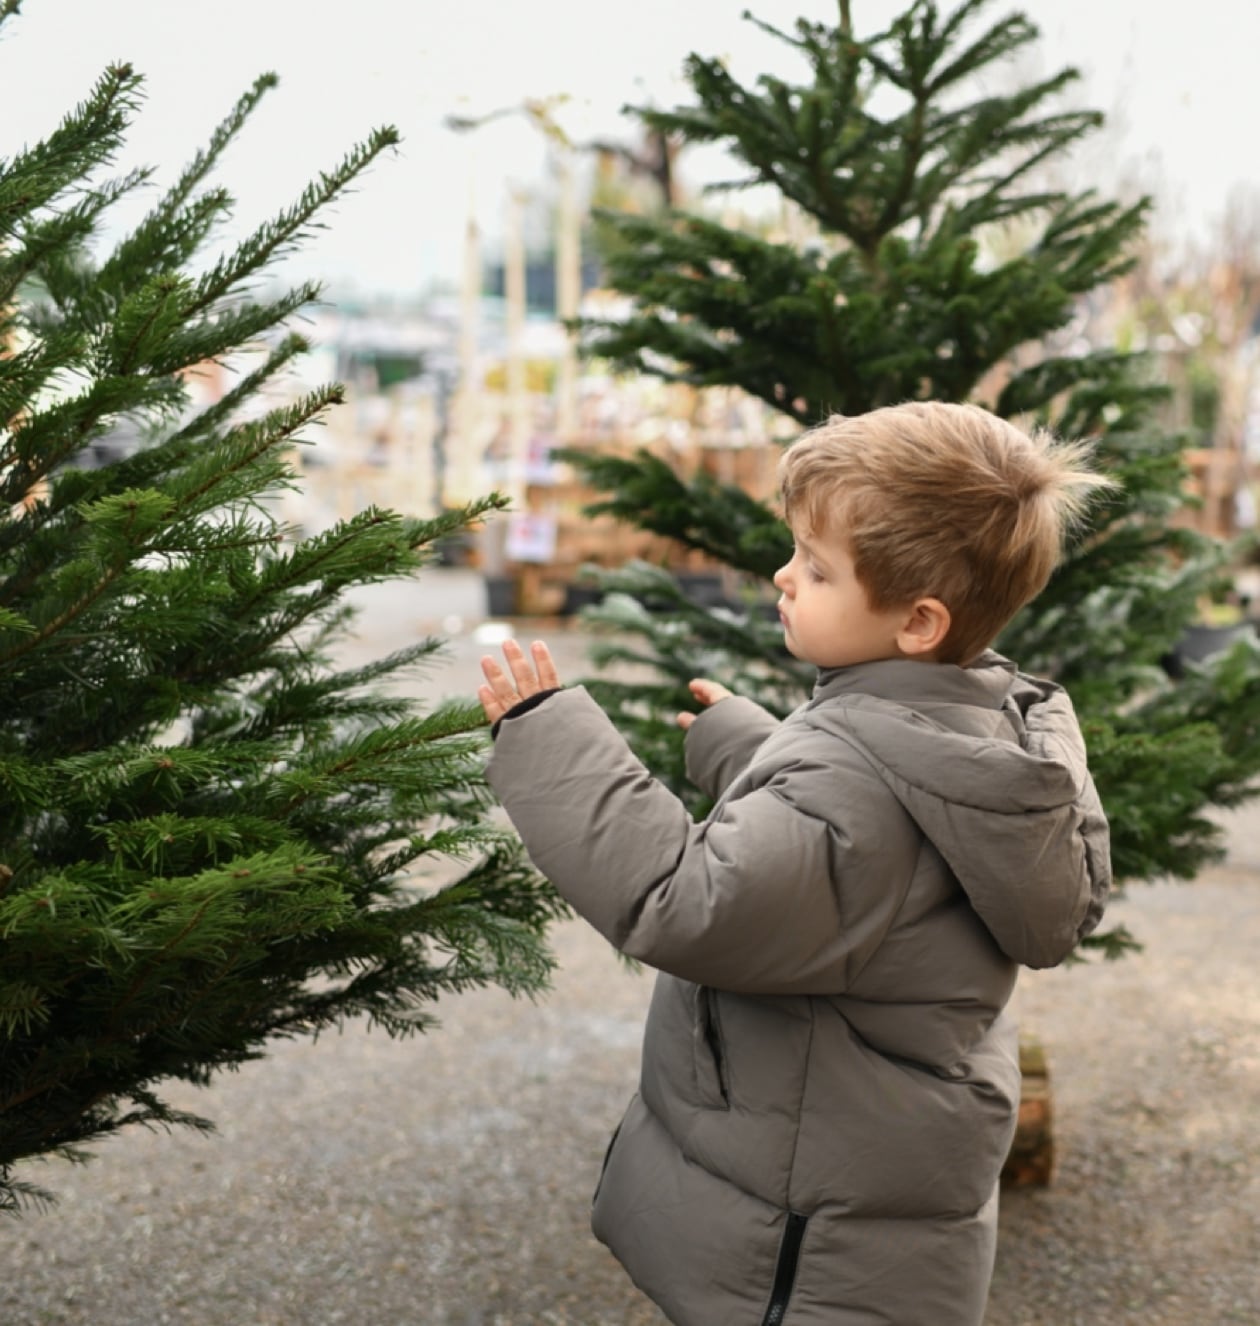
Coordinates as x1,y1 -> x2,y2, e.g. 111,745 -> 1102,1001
558,0 -> 1260,954
0,14 -> 562,1213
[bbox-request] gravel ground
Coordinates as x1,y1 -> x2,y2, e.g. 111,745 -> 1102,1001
3,575 -> 1258,1325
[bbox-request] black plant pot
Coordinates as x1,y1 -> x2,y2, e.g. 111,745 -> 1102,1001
1162,620 -> 1257,679
483,574 -> 518,619
433,530 -> 473,567
561,583 -> 605,616
674,572 -> 736,611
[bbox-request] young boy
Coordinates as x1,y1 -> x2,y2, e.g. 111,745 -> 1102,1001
478,401 -> 1113,1326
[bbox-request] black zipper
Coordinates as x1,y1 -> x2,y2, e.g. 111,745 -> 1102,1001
760,1210 -> 808,1326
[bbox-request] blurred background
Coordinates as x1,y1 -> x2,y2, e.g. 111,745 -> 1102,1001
5,0 -> 1260,617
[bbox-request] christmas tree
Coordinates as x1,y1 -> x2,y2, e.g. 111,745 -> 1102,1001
0,16 -> 561,1213
558,0 -> 1260,953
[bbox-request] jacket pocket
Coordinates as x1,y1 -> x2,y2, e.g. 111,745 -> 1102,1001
592,1120 -> 623,1207
692,985 -> 730,1109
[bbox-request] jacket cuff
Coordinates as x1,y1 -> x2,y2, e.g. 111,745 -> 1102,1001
490,687 -> 562,739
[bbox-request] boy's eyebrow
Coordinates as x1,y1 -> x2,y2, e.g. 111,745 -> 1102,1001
794,533 -> 834,570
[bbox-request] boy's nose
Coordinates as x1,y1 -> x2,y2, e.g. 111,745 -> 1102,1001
773,564 -> 791,593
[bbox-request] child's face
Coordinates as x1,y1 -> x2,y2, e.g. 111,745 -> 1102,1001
773,523 -> 910,669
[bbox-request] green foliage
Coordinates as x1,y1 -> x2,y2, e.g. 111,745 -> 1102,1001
565,449 -> 791,577
0,27 -> 562,1212
562,0 -> 1260,949
580,1 -> 1145,421
577,562 -> 811,813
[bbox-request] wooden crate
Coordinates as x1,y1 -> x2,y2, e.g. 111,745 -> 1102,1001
506,435 -> 782,613
506,440 -> 779,615
1001,1035 -> 1054,1188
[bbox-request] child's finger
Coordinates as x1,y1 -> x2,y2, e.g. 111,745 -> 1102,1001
688,678 -> 728,705
500,639 -> 539,697
531,640 -> 561,690
480,654 -> 519,707
477,684 -> 504,723
677,712 -> 695,731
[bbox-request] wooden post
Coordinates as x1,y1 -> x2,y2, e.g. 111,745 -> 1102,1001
477,186 -> 528,588
448,207 -> 483,508
555,153 -> 581,445
1001,1034 -> 1055,1187
409,392 -> 437,519
332,387 -> 360,523
505,185 -> 529,506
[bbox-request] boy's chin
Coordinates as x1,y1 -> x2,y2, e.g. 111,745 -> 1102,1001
782,637 -> 817,666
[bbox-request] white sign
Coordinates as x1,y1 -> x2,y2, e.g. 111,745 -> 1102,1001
505,512 -> 557,563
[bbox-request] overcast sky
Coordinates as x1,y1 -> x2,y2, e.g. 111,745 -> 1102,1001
2,1 -> 1257,300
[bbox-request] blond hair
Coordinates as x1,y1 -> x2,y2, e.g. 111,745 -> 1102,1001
777,402 -> 1116,665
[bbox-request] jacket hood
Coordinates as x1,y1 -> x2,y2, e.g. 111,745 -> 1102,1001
803,652 -> 1111,968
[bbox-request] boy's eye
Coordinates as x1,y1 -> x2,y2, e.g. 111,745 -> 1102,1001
791,543 -> 826,582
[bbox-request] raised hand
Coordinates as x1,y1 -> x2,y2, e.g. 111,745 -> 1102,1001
677,677 -> 734,731
478,639 -> 562,725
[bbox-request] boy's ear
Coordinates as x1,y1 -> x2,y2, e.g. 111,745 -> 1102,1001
897,596 -> 951,659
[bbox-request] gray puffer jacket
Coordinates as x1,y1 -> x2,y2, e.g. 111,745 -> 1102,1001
486,653 -> 1110,1326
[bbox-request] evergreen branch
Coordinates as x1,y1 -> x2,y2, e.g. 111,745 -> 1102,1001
0,606 -> 35,637
0,368 -> 168,517
154,507 -> 457,700
0,328 -> 88,476
108,272 -> 192,376
1,390 -> 312,667
407,494 -> 510,547
286,637 -> 447,698
933,0 -> 994,48
52,741 -> 277,809
239,504 -> 400,607
168,73 -> 279,212
0,64 -> 142,237
872,77 -> 927,246
738,11 -> 807,53
1076,925 -> 1142,961
2,937 -> 288,1121
0,1170 -> 57,1217
94,813 -> 291,871
225,495 -> 506,633
0,556 -> 126,668
923,9 -> 1039,98
182,127 -> 400,320
0,168 -> 151,311
165,332 -> 311,449
168,388 -> 337,521
910,89 -> 1098,228
97,74 -> 278,290
994,349 -> 1149,419
555,446 -> 787,577
236,677 -> 418,745
0,21 -> 554,1210
274,707 -> 489,815
174,502 -> 499,677
93,188 -> 232,311
0,980 -> 47,1035
103,900 -> 221,1035
144,282 -> 322,380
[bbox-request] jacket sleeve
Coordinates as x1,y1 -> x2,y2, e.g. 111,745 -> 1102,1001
683,694 -> 782,802
487,686 -> 917,995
